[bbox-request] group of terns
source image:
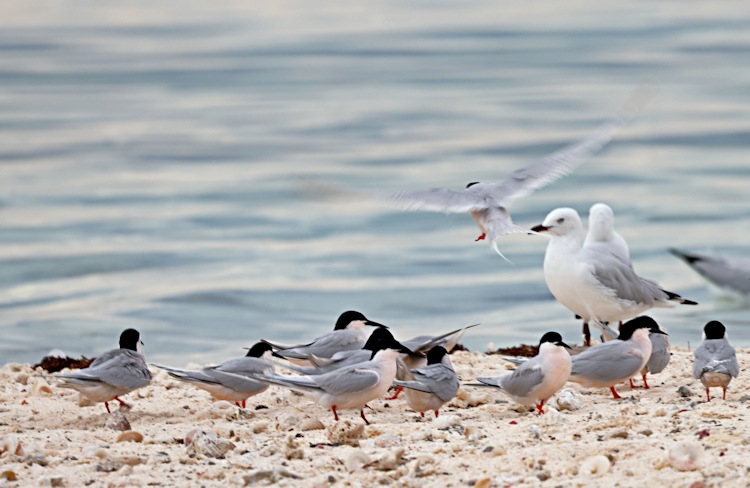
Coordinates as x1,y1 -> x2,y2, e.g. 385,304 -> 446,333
41,85 -> 743,422
42,312 -> 739,423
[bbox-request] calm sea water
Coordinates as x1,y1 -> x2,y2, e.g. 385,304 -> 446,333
2,2 -> 750,365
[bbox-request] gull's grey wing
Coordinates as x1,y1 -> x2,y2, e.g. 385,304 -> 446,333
694,339 -> 739,378
571,341 -> 644,382
586,249 -> 668,306
647,333 -> 670,374
315,367 -> 381,394
670,249 -> 750,295
394,364 -> 459,402
385,187 -> 492,214
481,86 -> 652,207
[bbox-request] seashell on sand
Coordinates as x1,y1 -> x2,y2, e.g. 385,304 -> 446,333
186,430 -> 235,459
579,454 -> 611,477
668,441 -> 704,471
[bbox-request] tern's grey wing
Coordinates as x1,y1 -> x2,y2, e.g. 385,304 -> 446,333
152,364 -> 219,384
647,333 -> 670,374
279,330 -> 364,359
571,341 -> 644,382
670,249 -> 750,295
596,322 -> 619,342
481,86 -> 651,207
694,339 -> 739,378
261,338 -> 314,351
316,367 -> 381,394
403,324 -> 479,353
397,364 -> 459,402
385,187 -> 491,214
89,348 -> 128,368
500,358 -> 546,398
214,357 -> 275,377
204,370 -> 270,393
87,351 -> 152,390
299,350 -> 372,375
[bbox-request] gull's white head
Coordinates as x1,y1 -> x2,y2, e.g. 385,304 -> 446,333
587,203 -> 616,242
532,207 -> 583,237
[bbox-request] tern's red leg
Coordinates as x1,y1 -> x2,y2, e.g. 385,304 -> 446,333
360,409 -> 370,425
114,397 -> 131,408
583,322 -> 591,347
386,386 -> 403,400
642,375 -> 650,390
235,402 -> 240,407
420,411 -> 425,418
609,386 -> 622,399
434,410 -> 439,418
331,406 -> 339,421
723,387 -> 727,400
535,400 -> 545,415
242,400 -> 246,409
705,389 -> 711,402
629,378 -> 637,389
105,401 -> 111,413
618,321 -> 623,332
475,233 -> 486,241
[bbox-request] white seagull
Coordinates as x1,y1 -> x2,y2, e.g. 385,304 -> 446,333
475,331 -> 572,414
392,346 -> 460,418
261,310 -> 386,366
43,328 -> 152,413
568,316 -> 664,398
693,320 -> 740,401
378,87 -> 653,261
533,207 -> 696,344
244,348 -> 400,424
151,342 -> 275,408
670,248 -> 750,297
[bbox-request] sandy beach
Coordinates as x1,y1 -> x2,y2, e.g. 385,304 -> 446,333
0,347 -> 747,487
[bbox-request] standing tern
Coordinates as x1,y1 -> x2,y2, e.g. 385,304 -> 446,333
693,320 -> 740,401
261,310 -> 386,366
598,320 -> 671,389
388,323 -> 478,399
392,346 -> 460,418
533,207 -> 696,345
379,87 -> 653,261
475,332 -> 572,415
568,316 -> 664,399
278,327 -> 419,375
244,348 -> 401,424
151,342 -> 275,408
43,329 -> 152,413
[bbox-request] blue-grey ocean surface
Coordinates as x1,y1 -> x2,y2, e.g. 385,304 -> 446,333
2,2 -> 750,365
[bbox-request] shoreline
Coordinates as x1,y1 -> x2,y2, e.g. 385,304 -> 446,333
1,347 -> 747,487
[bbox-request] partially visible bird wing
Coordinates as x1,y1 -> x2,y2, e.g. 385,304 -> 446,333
385,187 -> 491,214
480,85 -> 653,207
